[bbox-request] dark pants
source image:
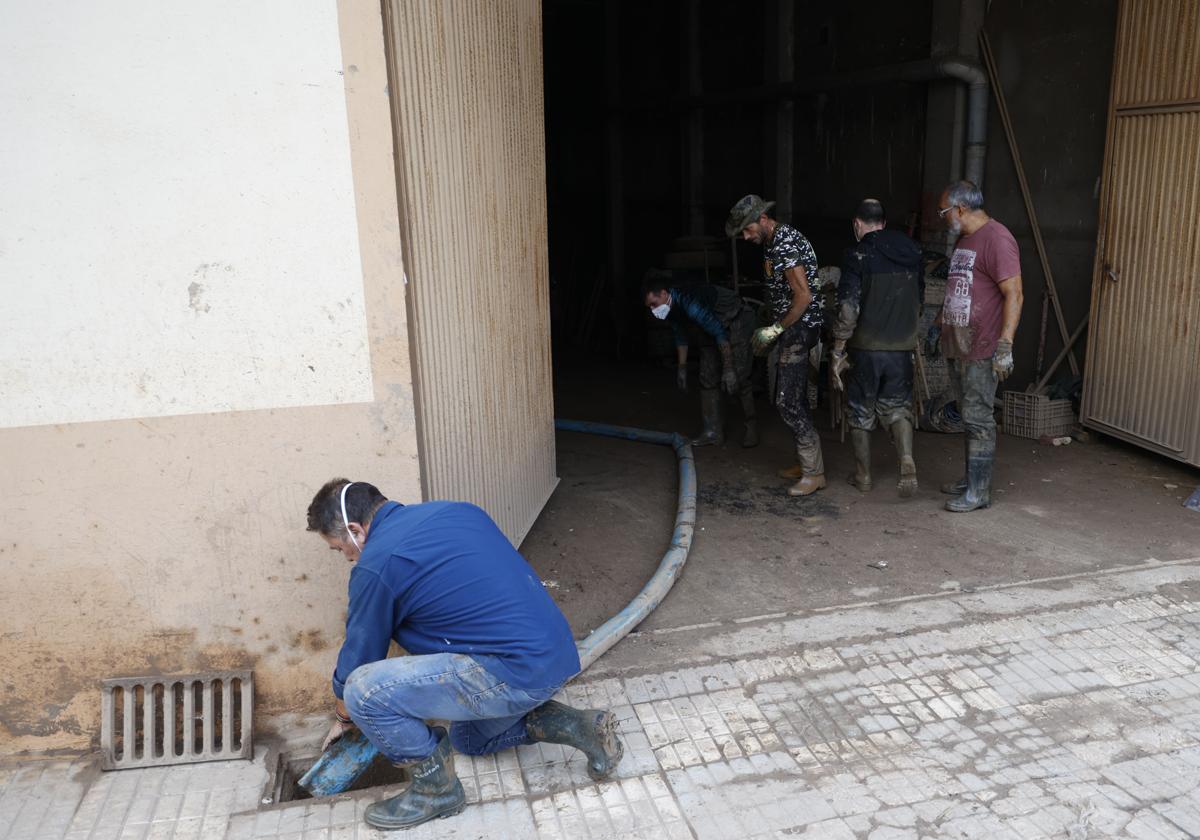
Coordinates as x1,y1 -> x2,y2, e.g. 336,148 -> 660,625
948,358 -> 999,444
697,307 -> 755,392
847,349 -> 913,431
775,324 -> 819,447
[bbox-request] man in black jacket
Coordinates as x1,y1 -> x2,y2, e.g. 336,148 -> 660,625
830,199 -> 924,497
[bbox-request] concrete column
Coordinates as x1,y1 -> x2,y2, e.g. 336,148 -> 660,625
605,1 -> 623,280
774,0 -> 795,221
683,0 -> 704,235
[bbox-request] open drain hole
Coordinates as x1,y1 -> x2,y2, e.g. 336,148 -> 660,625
268,752 -> 409,804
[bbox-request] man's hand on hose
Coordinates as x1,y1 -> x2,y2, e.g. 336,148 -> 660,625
675,365 -> 688,392
830,345 -> 850,392
993,338 -> 1015,382
322,713 -> 356,752
751,322 -> 784,356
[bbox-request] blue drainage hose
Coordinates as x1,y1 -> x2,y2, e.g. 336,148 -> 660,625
554,419 -> 697,668
299,420 -> 696,795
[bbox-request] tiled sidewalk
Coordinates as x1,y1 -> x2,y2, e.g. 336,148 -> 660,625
5,559 -> 1200,840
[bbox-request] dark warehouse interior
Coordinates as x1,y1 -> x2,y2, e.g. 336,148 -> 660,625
542,0 -> 1118,395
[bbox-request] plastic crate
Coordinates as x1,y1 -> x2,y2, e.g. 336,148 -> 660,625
1002,391 -> 1075,439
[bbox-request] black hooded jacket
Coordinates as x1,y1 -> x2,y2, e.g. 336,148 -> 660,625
833,229 -> 924,351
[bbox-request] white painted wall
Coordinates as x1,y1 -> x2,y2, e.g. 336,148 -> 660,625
0,1 -> 373,428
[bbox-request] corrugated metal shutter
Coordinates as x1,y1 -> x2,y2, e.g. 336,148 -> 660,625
1082,0 -> 1200,465
381,0 -> 557,542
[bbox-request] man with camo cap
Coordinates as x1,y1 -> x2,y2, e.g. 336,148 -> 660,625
726,194 -> 826,496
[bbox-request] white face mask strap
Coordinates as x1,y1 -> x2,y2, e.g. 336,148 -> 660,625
339,482 -> 360,549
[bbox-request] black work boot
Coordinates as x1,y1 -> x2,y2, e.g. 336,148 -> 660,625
364,727 -> 465,830
525,700 -> 624,781
692,389 -> 724,446
890,418 -> 918,498
847,428 -> 873,492
739,389 -> 759,448
945,437 -> 994,512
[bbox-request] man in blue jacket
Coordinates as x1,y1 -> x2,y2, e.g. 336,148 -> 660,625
308,479 -> 623,830
829,199 -> 924,497
643,271 -> 759,448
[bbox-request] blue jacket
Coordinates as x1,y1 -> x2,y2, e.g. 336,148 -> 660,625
332,501 -> 580,698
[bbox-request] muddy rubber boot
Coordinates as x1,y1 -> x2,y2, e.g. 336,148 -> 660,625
891,419 -> 918,498
525,700 -> 624,781
847,428 -> 873,492
940,437 -> 969,495
739,390 -> 759,448
787,439 -> 827,496
945,437 -> 994,512
364,727 -> 466,831
692,389 -> 724,447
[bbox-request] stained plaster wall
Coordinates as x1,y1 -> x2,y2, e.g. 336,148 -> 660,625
0,0 -> 416,754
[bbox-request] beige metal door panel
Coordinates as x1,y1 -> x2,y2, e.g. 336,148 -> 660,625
380,0 -> 558,544
1083,0 -> 1200,465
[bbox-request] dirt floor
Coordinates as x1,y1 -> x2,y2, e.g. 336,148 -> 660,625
522,358 -> 1200,667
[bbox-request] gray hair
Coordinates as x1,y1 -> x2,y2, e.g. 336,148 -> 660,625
945,180 -> 984,210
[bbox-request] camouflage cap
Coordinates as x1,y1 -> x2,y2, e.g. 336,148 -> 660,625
724,194 -> 775,238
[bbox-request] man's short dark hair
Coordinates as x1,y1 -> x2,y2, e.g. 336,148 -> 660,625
854,199 -> 886,225
307,478 -> 386,535
641,269 -> 672,298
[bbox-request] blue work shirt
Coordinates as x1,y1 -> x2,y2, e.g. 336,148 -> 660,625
331,500 -> 580,699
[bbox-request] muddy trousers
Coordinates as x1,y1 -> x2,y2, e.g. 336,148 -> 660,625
343,653 -> 561,764
775,325 -> 823,472
948,359 -> 998,447
697,308 -> 757,420
846,349 -> 913,431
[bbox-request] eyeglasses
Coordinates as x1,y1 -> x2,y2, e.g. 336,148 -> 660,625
937,205 -> 957,218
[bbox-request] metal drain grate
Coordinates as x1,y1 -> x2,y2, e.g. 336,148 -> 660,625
100,670 -> 253,770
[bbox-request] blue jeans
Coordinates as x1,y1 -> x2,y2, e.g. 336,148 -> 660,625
342,653 -> 562,764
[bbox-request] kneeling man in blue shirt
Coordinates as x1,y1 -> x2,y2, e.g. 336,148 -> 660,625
307,479 -> 623,830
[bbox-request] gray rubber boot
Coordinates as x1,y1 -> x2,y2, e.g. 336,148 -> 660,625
364,727 -> 466,830
739,389 -> 759,448
891,419 -> 918,498
940,437 -> 969,495
847,428 -> 873,492
692,389 -> 724,446
525,700 -> 624,781
788,438 -> 827,496
945,437 -> 995,512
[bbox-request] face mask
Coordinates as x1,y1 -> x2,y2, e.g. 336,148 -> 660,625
651,303 -> 670,320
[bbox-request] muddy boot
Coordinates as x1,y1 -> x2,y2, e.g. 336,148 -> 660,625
692,389 -> 724,447
525,700 -> 624,781
945,437 -> 994,512
847,428 -> 873,492
787,439 -> 827,496
940,437 -> 969,494
890,419 -> 918,498
364,727 -> 466,830
739,390 -> 759,448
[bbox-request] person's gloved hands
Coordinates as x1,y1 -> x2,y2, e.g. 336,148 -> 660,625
322,717 -> 355,753
721,367 -> 738,395
751,323 -> 785,356
675,365 -> 688,392
924,324 -> 941,359
993,338 -> 1014,382
830,348 -> 850,392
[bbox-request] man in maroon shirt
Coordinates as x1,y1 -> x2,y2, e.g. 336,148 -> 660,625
937,181 -> 1023,512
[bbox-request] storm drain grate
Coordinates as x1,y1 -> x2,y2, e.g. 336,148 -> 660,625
100,670 -> 253,770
